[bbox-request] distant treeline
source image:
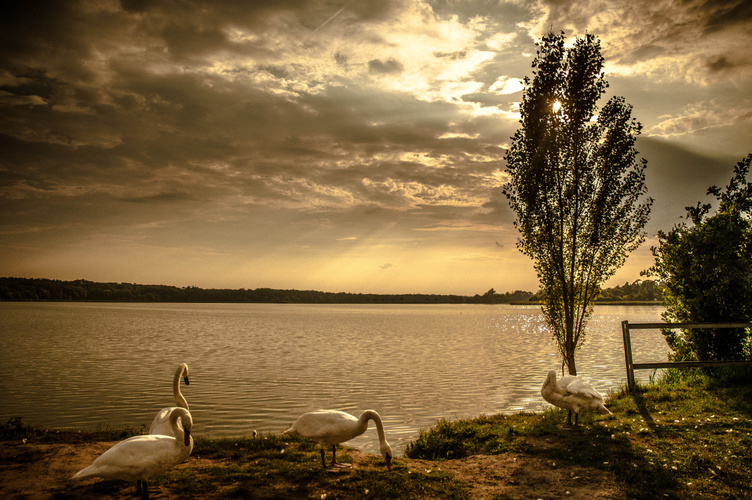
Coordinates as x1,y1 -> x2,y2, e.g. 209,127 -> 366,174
0,277 -> 527,304
0,277 -> 661,304
596,279 -> 663,302
525,279 -> 662,304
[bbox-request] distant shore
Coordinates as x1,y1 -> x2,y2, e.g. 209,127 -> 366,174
0,277 -> 663,305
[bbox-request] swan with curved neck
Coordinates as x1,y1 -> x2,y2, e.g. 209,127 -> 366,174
283,409 -> 393,472
74,407 -> 193,499
541,370 -> 611,426
149,363 -> 189,436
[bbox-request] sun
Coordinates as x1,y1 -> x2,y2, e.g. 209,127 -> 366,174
552,100 -> 562,113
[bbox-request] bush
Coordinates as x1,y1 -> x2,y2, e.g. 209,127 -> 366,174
646,154 -> 752,362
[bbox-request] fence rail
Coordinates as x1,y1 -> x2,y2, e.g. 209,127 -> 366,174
621,321 -> 752,392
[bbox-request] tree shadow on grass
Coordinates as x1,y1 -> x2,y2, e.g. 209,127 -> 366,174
524,413 -> 682,500
406,410 -> 685,499
52,479 -> 131,499
708,374 -> 752,419
632,388 -> 658,430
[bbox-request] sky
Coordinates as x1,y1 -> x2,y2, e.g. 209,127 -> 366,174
0,0 -> 750,296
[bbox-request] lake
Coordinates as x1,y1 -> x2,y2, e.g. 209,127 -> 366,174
0,302 -> 667,455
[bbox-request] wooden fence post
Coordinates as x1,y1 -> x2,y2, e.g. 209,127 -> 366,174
622,320 -> 635,392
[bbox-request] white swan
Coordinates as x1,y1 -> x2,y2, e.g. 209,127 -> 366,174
149,363 -> 189,437
541,370 -> 611,426
73,407 -> 193,499
282,409 -> 393,472
553,374 -> 579,394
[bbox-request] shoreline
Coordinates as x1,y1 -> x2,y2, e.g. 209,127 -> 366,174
2,377 -> 750,499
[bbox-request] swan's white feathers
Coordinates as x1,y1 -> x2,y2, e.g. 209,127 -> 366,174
554,375 -> 578,393
548,371 -> 606,402
283,409 -> 393,470
565,378 -> 604,401
285,410 -> 361,444
541,370 -> 611,423
74,434 -> 191,481
73,407 -> 193,483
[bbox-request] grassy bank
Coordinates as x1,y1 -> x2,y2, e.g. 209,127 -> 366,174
407,370 -> 752,499
2,372 -> 750,499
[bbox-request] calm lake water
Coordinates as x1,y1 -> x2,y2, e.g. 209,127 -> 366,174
0,302 -> 667,455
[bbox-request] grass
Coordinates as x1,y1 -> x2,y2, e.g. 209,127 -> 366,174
406,368 -> 752,499
3,369 -> 751,499
169,434 -> 469,499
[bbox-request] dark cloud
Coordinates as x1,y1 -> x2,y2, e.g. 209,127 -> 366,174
367,58 -> 405,74
706,55 -> 745,74
161,23 -> 232,59
699,0 -> 752,34
636,137 -> 742,232
0,3 -> 83,65
120,191 -> 198,204
434,51 -> 468,60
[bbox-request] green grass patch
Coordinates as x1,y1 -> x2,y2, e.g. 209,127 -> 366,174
406,374 -> 752,499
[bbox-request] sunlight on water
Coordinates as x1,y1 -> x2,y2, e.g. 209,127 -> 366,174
0,302 -> 666,455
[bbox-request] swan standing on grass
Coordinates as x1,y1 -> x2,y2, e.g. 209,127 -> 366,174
149,363 -> 189,437
73,407 -> 194,499
541,370 -> 611,426
283,409 -> 393,472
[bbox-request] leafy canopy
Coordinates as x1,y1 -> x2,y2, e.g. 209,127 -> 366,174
646,154 -> 752,362
503,32 -> 652,374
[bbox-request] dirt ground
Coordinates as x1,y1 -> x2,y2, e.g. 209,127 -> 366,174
0,437 -> 624,499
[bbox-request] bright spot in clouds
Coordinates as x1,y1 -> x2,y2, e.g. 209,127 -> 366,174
490,77 -> 525,95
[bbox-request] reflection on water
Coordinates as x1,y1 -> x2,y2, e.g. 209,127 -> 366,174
0,302 -> 667,455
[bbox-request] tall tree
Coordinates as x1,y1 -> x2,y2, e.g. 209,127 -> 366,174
503,32 -> 652,374
646,154 -> 752,362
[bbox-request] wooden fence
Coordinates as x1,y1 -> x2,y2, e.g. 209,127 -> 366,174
621,320 -> 752,392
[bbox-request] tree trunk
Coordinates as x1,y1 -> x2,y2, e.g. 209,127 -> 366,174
565,337 -> 577,375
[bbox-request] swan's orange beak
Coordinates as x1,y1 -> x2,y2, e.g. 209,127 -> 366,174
385,454 -> 392,472
184,429 -> 192,446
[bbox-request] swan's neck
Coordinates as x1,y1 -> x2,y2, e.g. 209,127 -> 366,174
173,366 -> 188,409
360,410 -> 387,445
169,409 -> 190,443
545,372 -> 566,396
